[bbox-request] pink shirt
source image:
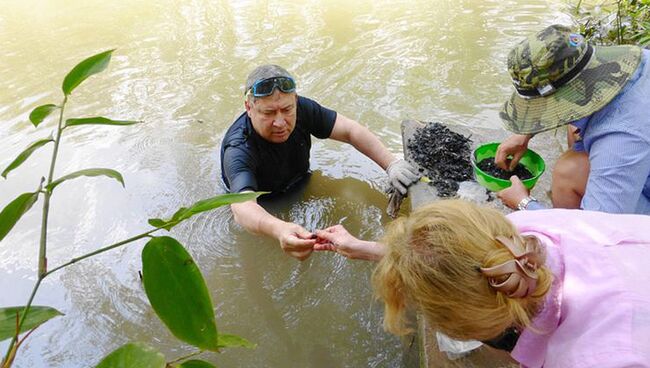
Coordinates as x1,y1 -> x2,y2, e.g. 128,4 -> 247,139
507,209 -> 650,368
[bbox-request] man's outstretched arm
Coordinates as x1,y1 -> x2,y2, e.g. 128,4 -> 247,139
328,114 -> 419,194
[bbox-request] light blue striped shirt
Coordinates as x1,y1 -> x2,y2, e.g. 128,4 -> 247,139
528,48 -> 650,214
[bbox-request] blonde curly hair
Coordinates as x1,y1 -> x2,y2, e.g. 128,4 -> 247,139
372,199 -> 552,341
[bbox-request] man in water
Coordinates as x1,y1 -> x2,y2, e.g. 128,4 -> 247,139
220,64 -> 419,260
495,24 -> 650,214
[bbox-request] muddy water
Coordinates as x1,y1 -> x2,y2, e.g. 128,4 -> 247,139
0,1 -> 571,366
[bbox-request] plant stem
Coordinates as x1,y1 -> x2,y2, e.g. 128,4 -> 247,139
2,229 -> 161,365
39,96 -> 67,278
3,96 -> 69,366
2,278 -> 42,365
166,350 -> 204,366
45,229 -> 159,277
3,96 -> 159,365
617,0 -> 624,44
576,0 -> 584,14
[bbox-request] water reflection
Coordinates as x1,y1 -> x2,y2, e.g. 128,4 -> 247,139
0,0 -> 572,366
216,173 -> 396,366
181,172 -> 401,367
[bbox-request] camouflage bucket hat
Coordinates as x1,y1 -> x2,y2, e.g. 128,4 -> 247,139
500,24 -> 642,134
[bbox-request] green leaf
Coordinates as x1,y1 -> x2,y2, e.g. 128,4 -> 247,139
95,342 -> 165,368
142,236 -> 218,351
0,306 -> 63,341
149,207 -> 189,231
47,168 -> 124,192
638,34 -> 650,45
0,187 -> 41,242
148,192 -> 265,231
29,104 -> 59,127
217,333 -> 256,349
147,219 -> 166,228
2,136 -> 54,178
62,49 -> 114,96
65,117 -> 141,128
177,360 -> 216,368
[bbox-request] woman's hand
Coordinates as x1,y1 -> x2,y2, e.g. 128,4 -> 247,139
314,225 -> 385,261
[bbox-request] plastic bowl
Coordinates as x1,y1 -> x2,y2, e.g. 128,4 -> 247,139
471,142 -> 546,192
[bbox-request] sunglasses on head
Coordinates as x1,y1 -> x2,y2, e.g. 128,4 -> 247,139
247,77 -> 296,97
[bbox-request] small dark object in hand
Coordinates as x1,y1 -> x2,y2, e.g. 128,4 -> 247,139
477,158 -> 533,180
407,122 -> 473,197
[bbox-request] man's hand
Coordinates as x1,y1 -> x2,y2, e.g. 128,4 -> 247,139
495,134 -> 533,171
231,201 -> 317,260
497,176 -> 530,210
386,159 -> 421,195
276,222 -> 317,261
314,225 -> 384,261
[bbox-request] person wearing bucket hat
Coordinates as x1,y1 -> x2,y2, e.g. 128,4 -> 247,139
220,64 -> 420,260
495,24 -> 650,214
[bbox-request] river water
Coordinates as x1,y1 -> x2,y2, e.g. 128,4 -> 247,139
0,1 -> 572,367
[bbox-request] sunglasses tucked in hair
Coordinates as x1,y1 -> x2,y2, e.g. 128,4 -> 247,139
247,77 -> 296,97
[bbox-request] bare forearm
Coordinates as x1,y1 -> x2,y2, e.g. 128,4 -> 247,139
355,240 -> 386,261
231,201 -> 285,239
348,125 -> 395,170
330,114 -> 395,170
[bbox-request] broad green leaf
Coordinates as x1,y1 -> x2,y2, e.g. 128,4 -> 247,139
47,168 -> 124,192
142,236 -> 218,351
148,192 -> 265,231
0,306 -> 63,341
0,187 -> 40,242
29,104 -> 59,127
178,360 -> 216,368
2,136 -> 54,179
147,219 -> 166,228
217,333 -> 255,349
65,117 -> 141,128
62,49 -> 114,96
95,342 -> 165,368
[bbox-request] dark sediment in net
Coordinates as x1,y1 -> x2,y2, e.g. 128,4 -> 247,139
407,122 -> 473,197
476,158 -> 533,180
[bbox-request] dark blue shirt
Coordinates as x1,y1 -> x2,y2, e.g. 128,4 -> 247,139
220,96 -> 337,193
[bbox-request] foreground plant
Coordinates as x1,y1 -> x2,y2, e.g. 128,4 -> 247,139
0,50 -> 259,368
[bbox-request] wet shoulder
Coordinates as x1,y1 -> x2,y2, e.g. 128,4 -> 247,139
296,95 -> 337,139
222,112 -> 252,149
297,95 -> 319,110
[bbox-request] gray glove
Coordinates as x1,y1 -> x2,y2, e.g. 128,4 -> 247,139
386,159 -> 420,195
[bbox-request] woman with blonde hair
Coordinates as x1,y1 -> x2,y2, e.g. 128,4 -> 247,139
314,200 -> 650,367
